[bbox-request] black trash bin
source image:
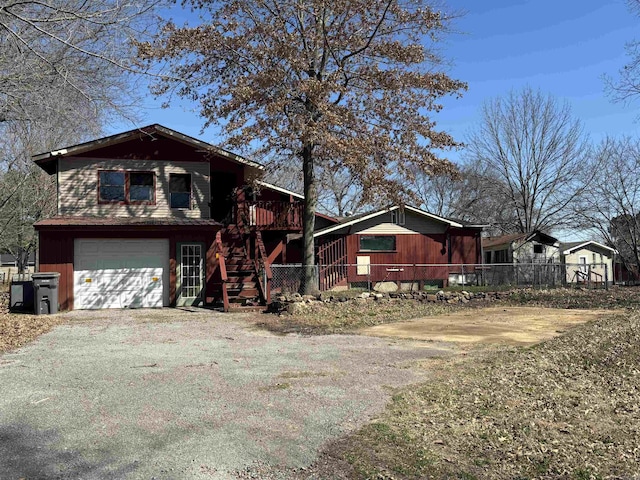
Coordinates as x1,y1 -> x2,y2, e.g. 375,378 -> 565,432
10,274 -> 34,312
32,272 -> 60,315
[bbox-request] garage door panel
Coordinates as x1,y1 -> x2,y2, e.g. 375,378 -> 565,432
74,239 -> 169,309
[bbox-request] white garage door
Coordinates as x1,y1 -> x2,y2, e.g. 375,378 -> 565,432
74,239 -> 170,309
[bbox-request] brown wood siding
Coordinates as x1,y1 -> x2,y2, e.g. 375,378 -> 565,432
38,231 -> 74,310
449,229 -> 482,264
344,231 -> 480,284
37,226 -> 220,310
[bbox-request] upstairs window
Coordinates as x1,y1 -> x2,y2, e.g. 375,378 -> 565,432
99,171 -> 125,202
391,209 -> 405,225
99,170 -> 155,204
359,235 -> 396,252
533,244 -> 544,254
129,172 -> 154,202
170,174 -> 191,209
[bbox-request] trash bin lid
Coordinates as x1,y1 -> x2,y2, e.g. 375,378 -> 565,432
32,272 -> 61,279
11,273 -> 32,283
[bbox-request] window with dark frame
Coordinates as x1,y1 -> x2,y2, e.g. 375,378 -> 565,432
359,235 -> 396,251
99,171 -> 125,201
129,172 -> 154,202
170,174 -> 191,209
99,170 -> 155,204
533,244 -> 544,254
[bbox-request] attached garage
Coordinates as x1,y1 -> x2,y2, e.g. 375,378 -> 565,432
74,239 -> 170,309
35,217 -> 222,311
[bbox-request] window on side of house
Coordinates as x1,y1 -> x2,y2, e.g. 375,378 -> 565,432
390,209 -> 405,225
99,171 -> 125,202
359,235 -> 396,251
494,249 -> 508,263
592,253 -> 597,264
99,170 -> 156,204
533,244 -> 544,254
129,172 -> 154,202
170,173 -> 192,209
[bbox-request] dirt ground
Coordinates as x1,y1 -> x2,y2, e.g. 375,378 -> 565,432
359,306 -> 614,345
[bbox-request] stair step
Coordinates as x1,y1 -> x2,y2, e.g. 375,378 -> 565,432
225,264 -> 254,272
228,289 -> 259,299
225,276 -> 256,284
227,282 -> 257,290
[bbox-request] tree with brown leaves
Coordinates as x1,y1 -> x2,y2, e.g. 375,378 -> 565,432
139,0 -> 466,293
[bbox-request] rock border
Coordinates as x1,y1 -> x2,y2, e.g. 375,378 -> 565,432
268,290 -> 511,315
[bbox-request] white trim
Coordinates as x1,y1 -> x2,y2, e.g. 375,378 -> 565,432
256,181 -> 304,199
314,205 -> 463,238
562,241 -> 617,255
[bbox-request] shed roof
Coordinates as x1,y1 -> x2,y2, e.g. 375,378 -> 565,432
482,231 -> 558,249
313,205 -> 477,238
559,240 -> 617,255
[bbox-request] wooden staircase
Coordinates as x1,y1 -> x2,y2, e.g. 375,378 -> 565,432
220,228 -> 262,306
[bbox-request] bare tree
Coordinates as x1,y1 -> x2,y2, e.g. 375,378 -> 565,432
574,137 -> 640,277
139,0 -> 466,292
605,1 -> 640,104
0,0 -> 162,125
267,163 -> 369,217
411,164 -> 520,234
465,88 -> 589,234
0,121 -> 72,272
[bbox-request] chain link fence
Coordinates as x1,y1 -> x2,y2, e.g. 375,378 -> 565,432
270,262 -> 612,294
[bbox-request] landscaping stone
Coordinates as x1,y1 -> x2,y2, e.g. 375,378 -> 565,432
374,281 -> 398,293
268,289 -> 514,315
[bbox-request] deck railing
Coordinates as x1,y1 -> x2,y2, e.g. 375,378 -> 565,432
242,201 -> 303,230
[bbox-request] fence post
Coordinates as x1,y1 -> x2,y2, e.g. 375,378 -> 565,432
605,264 -> 609,291
461,264 -> 465,287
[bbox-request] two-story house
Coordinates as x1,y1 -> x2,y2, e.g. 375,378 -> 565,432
33,124 -> 331,311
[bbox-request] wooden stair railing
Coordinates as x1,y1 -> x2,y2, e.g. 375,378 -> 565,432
214,231 -> 229,312
317,237 -> 348,291
253,230 -> 272,304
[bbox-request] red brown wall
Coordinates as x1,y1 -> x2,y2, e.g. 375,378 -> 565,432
38,226 -> 220,311
38,232 -> 74,310
344,230 -> 481,284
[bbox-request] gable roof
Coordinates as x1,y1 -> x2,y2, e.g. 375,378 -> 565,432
559,240 -> 617,255
313,205 -> 470,238
482,230 -> 559,249
33,124 -> 263,173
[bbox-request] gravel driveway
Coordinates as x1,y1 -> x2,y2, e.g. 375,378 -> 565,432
0,308 -> 453,480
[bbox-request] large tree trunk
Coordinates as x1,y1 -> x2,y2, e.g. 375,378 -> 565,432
301,143 -> 318,294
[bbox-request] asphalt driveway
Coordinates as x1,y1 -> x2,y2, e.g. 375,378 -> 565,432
0,309 -> 453,480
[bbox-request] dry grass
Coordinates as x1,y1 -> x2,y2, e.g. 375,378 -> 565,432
305,307 -> 640,479
0,284 -> 67,354
255,299 -> 454,335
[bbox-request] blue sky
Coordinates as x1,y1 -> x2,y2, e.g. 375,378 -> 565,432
112,0 -> 640,166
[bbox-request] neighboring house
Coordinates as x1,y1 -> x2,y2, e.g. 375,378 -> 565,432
33,124 -> 336,311
1,252 -> 35,267
312,205 -> 484,290
559,241 -> 616,285
482,231 -> 559,264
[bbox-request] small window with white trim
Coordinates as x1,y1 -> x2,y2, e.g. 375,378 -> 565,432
391,209 -> 405,225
